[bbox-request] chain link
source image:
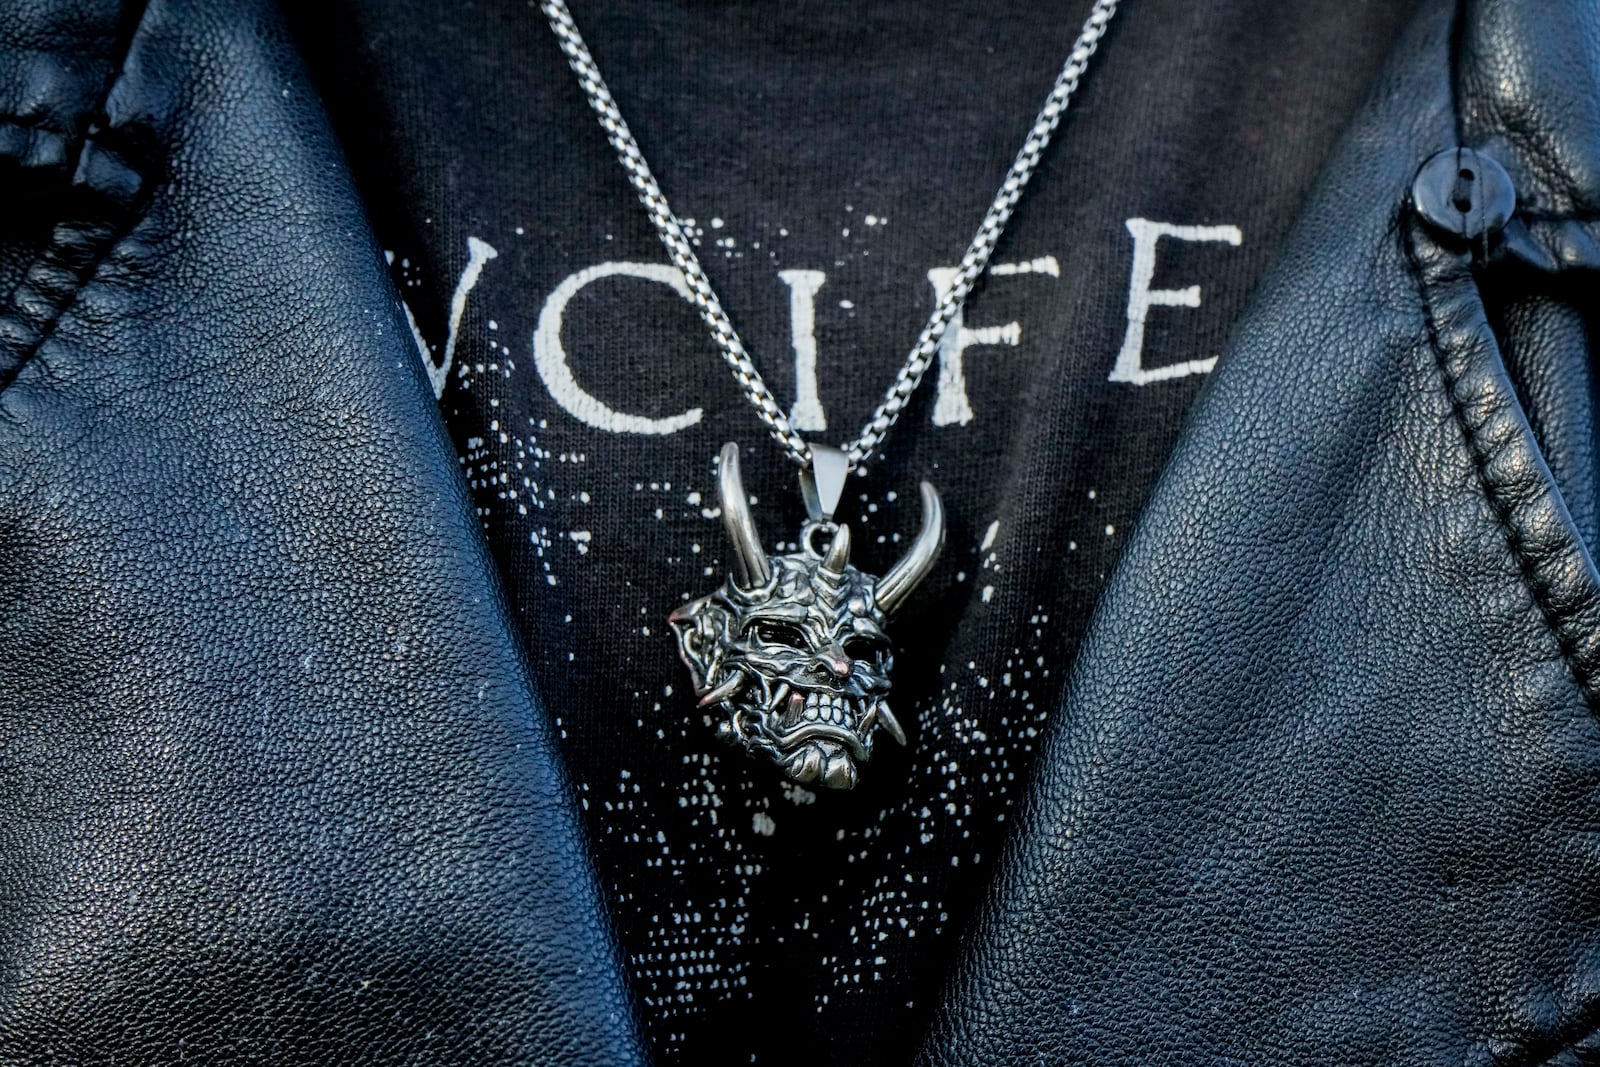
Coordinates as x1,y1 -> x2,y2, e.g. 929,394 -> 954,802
541,0 -> 1121,469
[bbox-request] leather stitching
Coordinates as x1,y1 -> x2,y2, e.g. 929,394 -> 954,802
0,0 -> 156,398
1404,215 -> 1600,1065
0,117 -> 71,171
1403,216 -> 1600,701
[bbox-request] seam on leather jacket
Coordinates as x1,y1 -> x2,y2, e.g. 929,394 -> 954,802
1445,0 -> 1467,146
0,0 -> 144,175
1405,212 -> 1600,1064
1403,214 -> 1600,703
0,0 -> 155,397
0,116 -> 70,172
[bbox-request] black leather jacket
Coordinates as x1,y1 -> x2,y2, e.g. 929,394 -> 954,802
1,0 -> 1596,1063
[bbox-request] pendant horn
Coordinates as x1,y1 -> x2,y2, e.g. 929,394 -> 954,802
718,442 -> 771,590
819,523 -> 851,575
875,480 -> 944,613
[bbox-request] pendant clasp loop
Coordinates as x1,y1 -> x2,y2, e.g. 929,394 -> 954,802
799,443 -> 851,523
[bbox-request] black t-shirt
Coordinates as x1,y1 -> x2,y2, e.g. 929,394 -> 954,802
287,1 -> 1415,1060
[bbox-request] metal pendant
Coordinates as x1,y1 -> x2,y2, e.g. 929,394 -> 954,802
669,442 -> 944,789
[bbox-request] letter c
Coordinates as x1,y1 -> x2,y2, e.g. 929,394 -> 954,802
534,261 -> 704,434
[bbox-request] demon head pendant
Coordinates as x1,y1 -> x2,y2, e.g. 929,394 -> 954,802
669,442 -> 944,790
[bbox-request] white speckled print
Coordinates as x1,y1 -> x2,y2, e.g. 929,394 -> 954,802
385,190 -> 1231,1059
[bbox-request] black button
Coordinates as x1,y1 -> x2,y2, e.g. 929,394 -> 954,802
1412,147 -> 1516,240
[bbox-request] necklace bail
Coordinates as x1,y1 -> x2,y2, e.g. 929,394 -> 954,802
799,442 -> 850,523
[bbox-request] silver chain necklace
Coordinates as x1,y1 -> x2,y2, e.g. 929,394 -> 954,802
541,0 -> 1121,789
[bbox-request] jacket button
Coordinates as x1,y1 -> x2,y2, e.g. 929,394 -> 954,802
1412,147 -> 1515,240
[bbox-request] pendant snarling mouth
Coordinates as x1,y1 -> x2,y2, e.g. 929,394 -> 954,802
669,443 -> 943,789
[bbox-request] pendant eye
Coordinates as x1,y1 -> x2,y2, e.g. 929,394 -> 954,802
750,620 -> 807,649
842,635 -> 888,662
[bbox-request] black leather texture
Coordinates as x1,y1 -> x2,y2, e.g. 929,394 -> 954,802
924,0 -> 1600,1062
0,0 -> 645,1061
5,0 -> 1600,1061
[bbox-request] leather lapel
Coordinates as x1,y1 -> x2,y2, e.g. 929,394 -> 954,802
924,0 -> 1600,1061
0,0 -> 646,1059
